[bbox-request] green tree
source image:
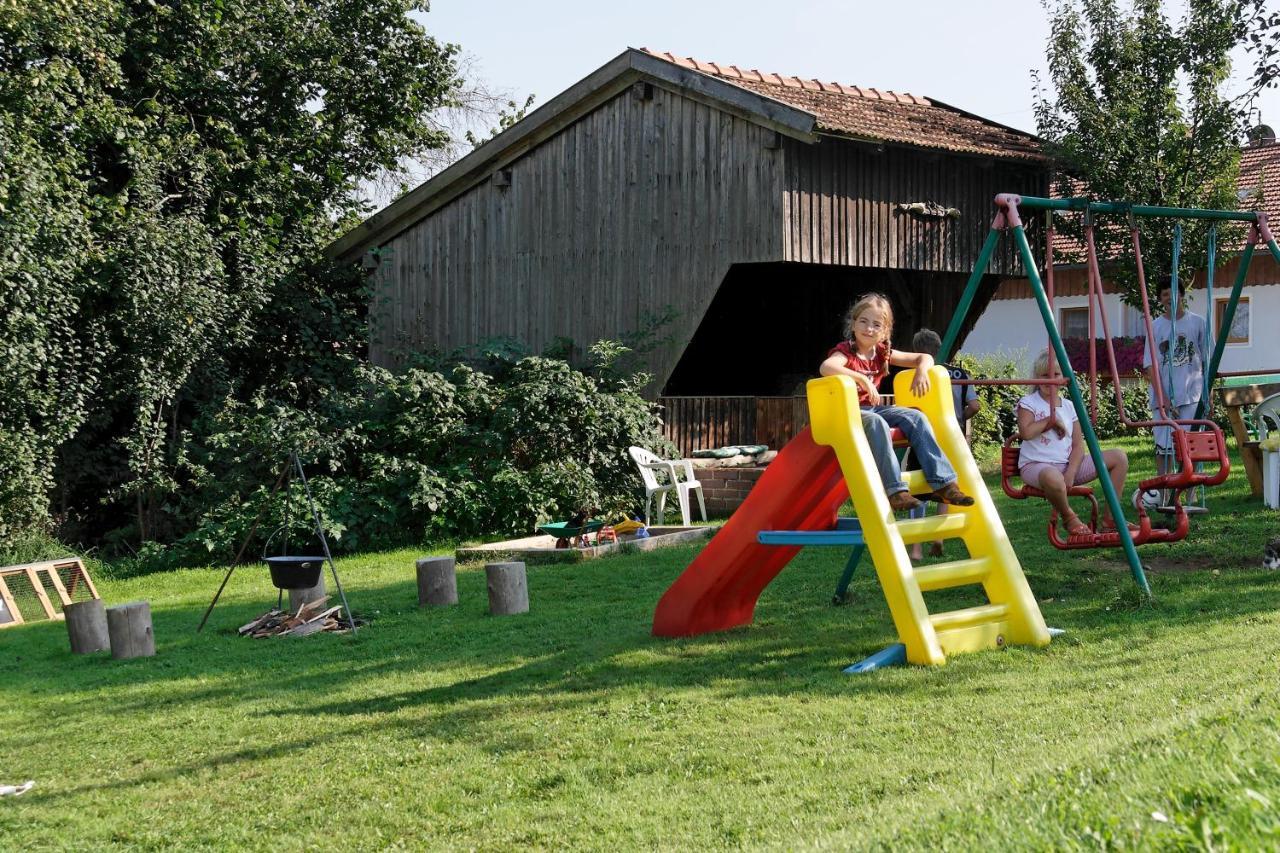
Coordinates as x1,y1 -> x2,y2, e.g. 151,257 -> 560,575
1035,0 -> 1247,304
0,0 -> 460,549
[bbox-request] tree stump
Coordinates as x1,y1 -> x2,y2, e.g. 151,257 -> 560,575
288,572 -> 327,614
65,599 -> 110,654
416,557 -> 458,607
106,601 -> 155,659
485,562 -> 528,616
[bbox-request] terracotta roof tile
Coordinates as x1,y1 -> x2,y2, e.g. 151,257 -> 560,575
643,49 -> 1041,160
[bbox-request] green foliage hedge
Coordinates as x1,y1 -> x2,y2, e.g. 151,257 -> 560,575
161,343 -> 671,567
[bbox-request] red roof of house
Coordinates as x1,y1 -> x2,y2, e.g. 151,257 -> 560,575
643,50 -> 1044,162
1239,141 -> 1280,224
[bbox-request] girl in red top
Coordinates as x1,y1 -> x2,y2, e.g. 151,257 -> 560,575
819,293 -> 974,512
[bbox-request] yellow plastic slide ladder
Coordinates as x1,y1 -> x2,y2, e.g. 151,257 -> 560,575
806,367 -> 1050,666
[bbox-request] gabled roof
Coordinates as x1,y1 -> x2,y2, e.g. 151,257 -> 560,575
643,50 -> 1044,162
329,48 -> 1044,261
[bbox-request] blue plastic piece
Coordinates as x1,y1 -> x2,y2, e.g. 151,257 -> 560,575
843,643 -> 907,674
756,530 -> 865,546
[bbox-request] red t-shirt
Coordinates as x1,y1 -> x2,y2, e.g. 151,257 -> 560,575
828,340 -> 891,405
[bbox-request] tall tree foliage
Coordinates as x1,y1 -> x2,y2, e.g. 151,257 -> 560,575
1035,0 -> 1246,304
0,0 -> 459,548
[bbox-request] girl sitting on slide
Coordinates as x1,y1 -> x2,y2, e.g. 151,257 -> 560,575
819,293 -> 974,512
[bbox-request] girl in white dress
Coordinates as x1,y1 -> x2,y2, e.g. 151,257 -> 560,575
1016,350 -> 1134,536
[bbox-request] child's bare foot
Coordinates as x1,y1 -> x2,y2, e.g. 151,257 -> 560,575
888,491 -> 922,512
910,545 -> 923,560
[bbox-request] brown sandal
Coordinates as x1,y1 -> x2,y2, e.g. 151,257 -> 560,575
888,491 -> 922,512
928,483 -> 975,507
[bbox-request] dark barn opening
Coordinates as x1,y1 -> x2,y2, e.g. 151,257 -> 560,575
662,261 -> 1003,397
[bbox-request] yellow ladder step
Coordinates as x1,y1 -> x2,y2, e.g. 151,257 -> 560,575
903,470 -> 931,495
929,602 -> 1009,633
913,557 -> 992,592
895,513 -> 968,545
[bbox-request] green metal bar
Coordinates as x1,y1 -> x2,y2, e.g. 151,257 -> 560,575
832,544 -> 865,605
1203,225 -> 1216,405
1012,224 -> 1152,597
939,226 -> 1002,362
1203,241 -> 1257,407
1012,196 -> 1261,222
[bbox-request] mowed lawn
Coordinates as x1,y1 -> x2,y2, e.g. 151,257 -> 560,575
3,438 -> 1280,849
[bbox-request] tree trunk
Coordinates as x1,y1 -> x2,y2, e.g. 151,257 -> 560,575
416,557 -> 458,607
485,562 -> 528,616
107,601 -> 155,659
66,599 -> 110,654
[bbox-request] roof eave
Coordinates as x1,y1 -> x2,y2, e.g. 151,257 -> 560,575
327,48 -> 819,262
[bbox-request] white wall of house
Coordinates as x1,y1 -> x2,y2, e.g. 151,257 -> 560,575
963,283 -> 1280,375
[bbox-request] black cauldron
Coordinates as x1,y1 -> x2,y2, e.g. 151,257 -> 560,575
263,555 -> 325,590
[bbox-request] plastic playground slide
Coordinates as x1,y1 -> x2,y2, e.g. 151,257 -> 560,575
651,427 -> 847,636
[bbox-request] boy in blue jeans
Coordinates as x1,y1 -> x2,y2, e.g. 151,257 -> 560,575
905,329 -> 981,559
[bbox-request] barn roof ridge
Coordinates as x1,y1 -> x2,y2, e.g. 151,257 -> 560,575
641,48 -> 1042,163
641,49 -> 931,105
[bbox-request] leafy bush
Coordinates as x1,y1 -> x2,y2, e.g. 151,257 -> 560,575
165,342 -> 671,566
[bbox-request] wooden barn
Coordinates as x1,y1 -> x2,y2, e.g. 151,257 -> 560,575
330,48 -> 1048,452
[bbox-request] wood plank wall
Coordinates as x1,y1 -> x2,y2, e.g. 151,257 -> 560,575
369,84 -> 788,387
658,396 -> 810,456
368,83 -> 1047,388
782,138 -> 1044,275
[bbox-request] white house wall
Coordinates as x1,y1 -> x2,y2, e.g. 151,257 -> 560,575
963,284 -> 1280,375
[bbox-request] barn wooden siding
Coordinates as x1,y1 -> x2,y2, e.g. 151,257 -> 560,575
781,137 -> 1044,274
370,83 -> 787,379
658,396 -> 810,457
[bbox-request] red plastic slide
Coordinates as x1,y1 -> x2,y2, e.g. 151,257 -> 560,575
651,427 -> 850,636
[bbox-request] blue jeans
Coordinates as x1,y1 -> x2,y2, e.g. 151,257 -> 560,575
861,405 -> 958,496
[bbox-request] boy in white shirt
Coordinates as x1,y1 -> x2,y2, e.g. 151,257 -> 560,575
1142,277 -> 1208,476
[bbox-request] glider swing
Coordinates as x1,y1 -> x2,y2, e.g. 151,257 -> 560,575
940,193 -> 1280,595
998,207 -> 1229,549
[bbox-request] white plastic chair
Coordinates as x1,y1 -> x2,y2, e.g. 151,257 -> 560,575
1255,393 -> 1280,509
628,446 -> 707,527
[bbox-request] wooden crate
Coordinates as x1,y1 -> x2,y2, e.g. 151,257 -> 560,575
0,558 -> 100,628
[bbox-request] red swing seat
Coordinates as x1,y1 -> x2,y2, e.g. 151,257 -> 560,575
999,439 -> 1190,550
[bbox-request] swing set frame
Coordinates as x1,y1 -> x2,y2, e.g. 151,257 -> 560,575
939,193 -> 1280,596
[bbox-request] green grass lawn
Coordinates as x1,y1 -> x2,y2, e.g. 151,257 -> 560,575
3,438 -> 1280,849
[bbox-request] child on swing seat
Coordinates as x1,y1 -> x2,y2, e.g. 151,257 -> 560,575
1016,349 -> 1134,535
819,293 -> 974,512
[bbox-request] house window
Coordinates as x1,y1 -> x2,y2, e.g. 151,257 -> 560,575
1214,296 -> 1250,345
1060,306 -> 1090,339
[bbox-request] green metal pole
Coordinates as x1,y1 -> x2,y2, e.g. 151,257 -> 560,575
1012,224 -> 1152,597
939,226 -> 1002,363
1010,196 -> 1261,222
1204,241 -> 1256,399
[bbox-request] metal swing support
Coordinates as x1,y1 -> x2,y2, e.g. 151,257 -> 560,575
938,194 -> 1280,597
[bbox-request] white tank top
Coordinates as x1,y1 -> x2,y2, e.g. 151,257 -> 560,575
1016,392 -> 1078,467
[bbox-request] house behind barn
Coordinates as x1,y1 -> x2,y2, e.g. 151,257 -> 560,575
330,48 -> 1048,450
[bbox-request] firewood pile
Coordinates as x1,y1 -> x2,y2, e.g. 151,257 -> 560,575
237,597 -> 357,638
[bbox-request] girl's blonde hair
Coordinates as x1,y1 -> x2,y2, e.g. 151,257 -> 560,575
842,293 -> 894,343
1032,349 -> 1059,378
